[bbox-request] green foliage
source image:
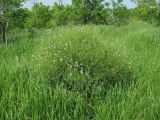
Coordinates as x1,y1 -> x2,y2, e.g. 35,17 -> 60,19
72,0 -> 112,24
52,3 -> 73,26
0,0 -> 25,12
0,22 -> 160,119
31,26 -> 134,99
4,0 -> 160,29
0,0 -> 27,26
112,1 -> 131,25
2,0 -> 134,29
0,0 -> 27,43
9,8 -> 30,29
135,4 -> 158,23
26,3 -> 53,28
135,0 -> 156,5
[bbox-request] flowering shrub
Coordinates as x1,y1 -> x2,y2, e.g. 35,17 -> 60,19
31,26 -> 134,98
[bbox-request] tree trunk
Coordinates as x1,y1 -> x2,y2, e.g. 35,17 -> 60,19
2,20 -> 8,46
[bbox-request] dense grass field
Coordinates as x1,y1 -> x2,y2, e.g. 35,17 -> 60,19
0,22 -> 160,120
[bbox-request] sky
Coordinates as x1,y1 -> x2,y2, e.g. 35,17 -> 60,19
23,0 -> 136,9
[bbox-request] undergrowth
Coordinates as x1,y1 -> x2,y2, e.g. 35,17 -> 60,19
0,22 -> 159,119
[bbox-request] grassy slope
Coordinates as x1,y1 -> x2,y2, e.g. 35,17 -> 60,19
0,22 -> 160,119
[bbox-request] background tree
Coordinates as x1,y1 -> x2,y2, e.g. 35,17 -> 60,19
0,0 -> 26,46
112,0 -> 130,25
52,3 -> 73,26
133,0 -> 158,23
9,8 -> 30,29
72,0 -> 111,24
27,3 -> 52,28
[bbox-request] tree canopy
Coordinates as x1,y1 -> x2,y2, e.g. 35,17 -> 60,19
1,0 -> 160,42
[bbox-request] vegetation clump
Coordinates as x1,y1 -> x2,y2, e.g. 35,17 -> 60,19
0,22 -> 160,119
31,26 -> 134,98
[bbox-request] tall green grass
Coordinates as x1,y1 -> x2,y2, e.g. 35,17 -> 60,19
0,22 -> 160,119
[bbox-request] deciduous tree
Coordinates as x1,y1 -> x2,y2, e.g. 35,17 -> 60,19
0,0 -> 26,46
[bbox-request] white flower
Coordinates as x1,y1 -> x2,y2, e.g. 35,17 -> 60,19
60,58 -> 63,61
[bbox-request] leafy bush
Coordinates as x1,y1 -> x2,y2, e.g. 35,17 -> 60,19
31,26 -> 134,98
135,4 -> 158,24
112,6 -> 131,25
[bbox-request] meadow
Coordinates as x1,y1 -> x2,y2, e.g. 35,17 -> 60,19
0,22 -> 160,120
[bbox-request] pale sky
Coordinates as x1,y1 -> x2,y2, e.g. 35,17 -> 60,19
23,0 -> 136,9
